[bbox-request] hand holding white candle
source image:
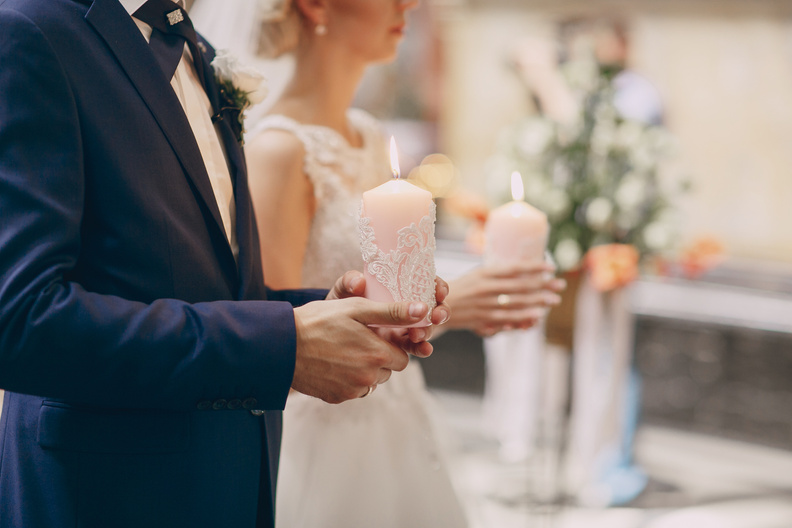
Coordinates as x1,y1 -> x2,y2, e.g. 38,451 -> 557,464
358,137 -> 437,327
484,171 -> 549,264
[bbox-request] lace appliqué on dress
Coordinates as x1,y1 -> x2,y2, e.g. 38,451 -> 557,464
358,202 -> 437,310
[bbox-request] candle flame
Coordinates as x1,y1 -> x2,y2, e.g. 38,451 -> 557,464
510,171 -> 525,201
390,136 -> 400,179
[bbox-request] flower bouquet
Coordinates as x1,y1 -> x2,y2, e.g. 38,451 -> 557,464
483,54 -> 691,347
489,55 -> 688,292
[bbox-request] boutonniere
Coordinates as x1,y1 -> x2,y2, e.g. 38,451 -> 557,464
210,50 -> 269,145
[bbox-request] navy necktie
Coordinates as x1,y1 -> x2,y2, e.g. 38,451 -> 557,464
133,0 -> 209,90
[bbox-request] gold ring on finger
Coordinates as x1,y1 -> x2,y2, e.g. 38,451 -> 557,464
360,385 -> 375,399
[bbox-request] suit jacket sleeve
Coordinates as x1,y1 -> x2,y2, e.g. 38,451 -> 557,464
0,8 -> 305,412
266,288 -> 329,306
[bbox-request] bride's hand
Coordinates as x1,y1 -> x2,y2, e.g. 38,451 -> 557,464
327,270 -> 451,356
445,260 -> 565,337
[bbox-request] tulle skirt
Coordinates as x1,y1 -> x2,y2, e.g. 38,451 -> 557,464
275,360 -> 469,528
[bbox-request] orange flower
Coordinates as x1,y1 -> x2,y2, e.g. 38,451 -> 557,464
680,236 -> 725,279
585,243 -> 640,292
442,189 -> 490,224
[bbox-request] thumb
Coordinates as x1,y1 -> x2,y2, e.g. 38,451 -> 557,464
353,300 -> 429,327
327,270 -> 366,300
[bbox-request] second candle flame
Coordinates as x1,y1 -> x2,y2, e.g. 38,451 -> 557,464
390,136 -> 401,179
511,171 -> 525,202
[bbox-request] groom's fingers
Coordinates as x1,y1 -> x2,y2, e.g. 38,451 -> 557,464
430,303 -> 450,327
376,326 -> 434,359
353,299 -> 429,328
326,270 -> 366,300
404,339 -> 433,358
377,368 -> 392,385
435,275 -> 450,303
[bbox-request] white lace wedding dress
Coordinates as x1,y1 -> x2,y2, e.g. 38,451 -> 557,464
249,109 -> 468,528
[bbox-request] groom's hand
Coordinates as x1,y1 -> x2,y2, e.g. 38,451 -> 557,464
327,270 -> 452,353
292,296 -> 435,404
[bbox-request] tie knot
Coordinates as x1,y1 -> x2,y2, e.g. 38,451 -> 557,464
132,0 -> 209,93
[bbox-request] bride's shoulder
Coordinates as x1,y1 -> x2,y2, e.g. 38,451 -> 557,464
245,125 -> 306,173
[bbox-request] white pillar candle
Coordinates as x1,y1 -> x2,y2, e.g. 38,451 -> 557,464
485,172 -> 549,264
359,138 -> 436,327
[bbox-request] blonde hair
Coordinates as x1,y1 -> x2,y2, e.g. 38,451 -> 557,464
256,0 -> 303,58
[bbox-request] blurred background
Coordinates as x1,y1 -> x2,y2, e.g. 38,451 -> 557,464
348,0 -> 792,526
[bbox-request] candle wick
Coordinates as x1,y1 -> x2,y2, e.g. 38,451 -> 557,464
389,136 -> 401,180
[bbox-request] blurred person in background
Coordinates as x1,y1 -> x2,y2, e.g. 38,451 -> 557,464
191,0 -> 565,525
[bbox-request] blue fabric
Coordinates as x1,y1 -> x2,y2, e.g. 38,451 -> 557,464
0,0 -> 326,525
594,368 -> 648,506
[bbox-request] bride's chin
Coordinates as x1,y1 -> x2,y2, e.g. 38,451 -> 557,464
370,48 -> 399,65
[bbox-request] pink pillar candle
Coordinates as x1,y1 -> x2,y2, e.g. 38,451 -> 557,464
484,172 -> 549,264
358,138 -> 437,327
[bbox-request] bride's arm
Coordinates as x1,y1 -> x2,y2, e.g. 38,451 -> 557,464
246,130 -> 315,289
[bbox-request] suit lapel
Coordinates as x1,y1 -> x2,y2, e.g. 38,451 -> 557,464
85,0 -> 236,275
200,41 -> 264,301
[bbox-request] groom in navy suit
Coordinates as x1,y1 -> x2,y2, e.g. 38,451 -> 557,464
0,0 -> 448,526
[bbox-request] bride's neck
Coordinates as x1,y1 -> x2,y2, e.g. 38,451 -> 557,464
272,45 -> 367,145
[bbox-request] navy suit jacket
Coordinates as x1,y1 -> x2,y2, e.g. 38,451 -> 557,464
0,0 -> 325,526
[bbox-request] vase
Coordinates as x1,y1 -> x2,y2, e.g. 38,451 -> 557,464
545,269 -> 582,350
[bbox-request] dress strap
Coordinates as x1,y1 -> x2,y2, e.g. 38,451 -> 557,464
249,115 -> 345,203
247,114 -> 303,143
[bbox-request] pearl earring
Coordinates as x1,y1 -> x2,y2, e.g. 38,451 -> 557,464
315,24 -> 327,36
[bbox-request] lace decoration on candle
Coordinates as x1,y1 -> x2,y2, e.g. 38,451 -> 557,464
359,202 -> 437,310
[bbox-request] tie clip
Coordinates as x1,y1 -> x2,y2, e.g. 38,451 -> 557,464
167,9 -> 184,26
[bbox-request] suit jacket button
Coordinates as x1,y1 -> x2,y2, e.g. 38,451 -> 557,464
250,409 -> 265,416
242,397 -> 258,410
227,399 -> 242,410
197,400 -> 212,410
212,399 -> 227,410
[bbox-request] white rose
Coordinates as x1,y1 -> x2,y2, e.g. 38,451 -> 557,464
554,238 -> 582,271
615,174 -> 646,211
211,49 -> 269,105
210,49 -> 239,81
585,197 -> 613,230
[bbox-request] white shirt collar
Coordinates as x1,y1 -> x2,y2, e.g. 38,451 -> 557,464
118,0 -> 147,17
118,0 -> 185,18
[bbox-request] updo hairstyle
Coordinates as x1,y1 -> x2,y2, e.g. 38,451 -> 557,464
256,0 -> 305,58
